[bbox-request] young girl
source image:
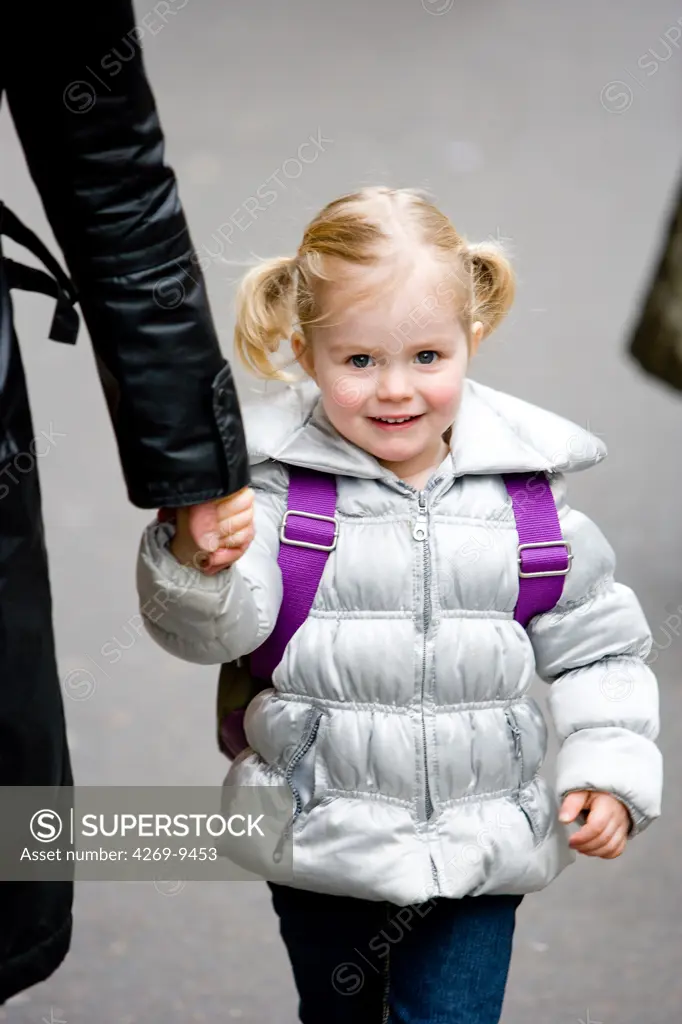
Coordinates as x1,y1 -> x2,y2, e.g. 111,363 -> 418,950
137,187 -> 662,1024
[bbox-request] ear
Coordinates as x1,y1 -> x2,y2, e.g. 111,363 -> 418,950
469,320 -> 484,358
291,332 -> 316,380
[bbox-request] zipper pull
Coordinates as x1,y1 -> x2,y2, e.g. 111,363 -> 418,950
272,811 -> 296,864
412,491 -> 428,541
506,710 -> 522,758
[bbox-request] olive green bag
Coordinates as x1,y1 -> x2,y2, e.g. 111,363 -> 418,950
216,659 -> 271,759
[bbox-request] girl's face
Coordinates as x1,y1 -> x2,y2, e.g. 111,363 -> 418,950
293,257 -> 483,484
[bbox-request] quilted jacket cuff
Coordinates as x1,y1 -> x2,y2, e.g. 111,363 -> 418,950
556,726 -> 663,837
139,521 -> 235,596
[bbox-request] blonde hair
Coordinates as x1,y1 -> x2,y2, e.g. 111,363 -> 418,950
234,187 -> 515,383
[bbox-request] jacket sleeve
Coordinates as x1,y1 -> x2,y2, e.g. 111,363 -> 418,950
2,1 -> 248,508
137,460 -> 287,665
527,474 -> 663,837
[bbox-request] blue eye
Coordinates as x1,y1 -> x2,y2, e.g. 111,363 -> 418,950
416,351 -> 439,364
349,354 -> 373,369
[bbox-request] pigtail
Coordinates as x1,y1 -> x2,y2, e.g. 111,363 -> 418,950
234,256 -> 299,381
467,241 -> 516,336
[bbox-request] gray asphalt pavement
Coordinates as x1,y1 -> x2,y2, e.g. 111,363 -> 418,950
1,1 -> 682,1021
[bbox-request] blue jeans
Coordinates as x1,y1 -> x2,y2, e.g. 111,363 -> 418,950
268,882 -> 523,1023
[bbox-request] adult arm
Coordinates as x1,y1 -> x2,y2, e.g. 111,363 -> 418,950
3,1 -> 248,508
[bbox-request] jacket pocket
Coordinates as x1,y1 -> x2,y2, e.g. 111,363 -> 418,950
272,708 -> 324,866
284,707 -> 324,819
506,705 -> 545,846
505,700 -> 547,787
505,706 -> 524,788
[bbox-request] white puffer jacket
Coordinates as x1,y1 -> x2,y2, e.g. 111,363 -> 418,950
137,378 -> 662,905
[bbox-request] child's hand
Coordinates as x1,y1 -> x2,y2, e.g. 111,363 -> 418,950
169,487 -> 255,574
558,790 -> 631,859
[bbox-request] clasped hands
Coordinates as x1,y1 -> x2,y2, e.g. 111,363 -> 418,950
168,486 -> 256,574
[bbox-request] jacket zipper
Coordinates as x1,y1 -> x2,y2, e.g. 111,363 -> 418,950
413,490 -> 432,822
272,710 -> 323,864
287,709 -> 323,814
413,489 -> 440,893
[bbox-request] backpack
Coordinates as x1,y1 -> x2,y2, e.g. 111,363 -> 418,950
216,467 -> 572,759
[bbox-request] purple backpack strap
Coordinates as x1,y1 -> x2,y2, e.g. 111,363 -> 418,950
249,467 -> 338,680
220,467 -> 337,758
502,473 -> 573,628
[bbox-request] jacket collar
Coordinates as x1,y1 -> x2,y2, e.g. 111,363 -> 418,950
244,377 -> 606,482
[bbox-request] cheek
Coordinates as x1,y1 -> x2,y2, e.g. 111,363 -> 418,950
324,370 -> 375,414
424,377 -> 462,415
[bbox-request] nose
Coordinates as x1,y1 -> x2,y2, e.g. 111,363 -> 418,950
375,360 -> 414,402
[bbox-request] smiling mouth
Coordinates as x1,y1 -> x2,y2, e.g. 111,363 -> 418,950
369,414 -> 423,429
370,414 -> 422,421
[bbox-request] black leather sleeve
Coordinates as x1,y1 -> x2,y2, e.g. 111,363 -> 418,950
3,1 -> 249,508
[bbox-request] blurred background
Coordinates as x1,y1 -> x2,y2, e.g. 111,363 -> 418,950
1,1 -> 681,1021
